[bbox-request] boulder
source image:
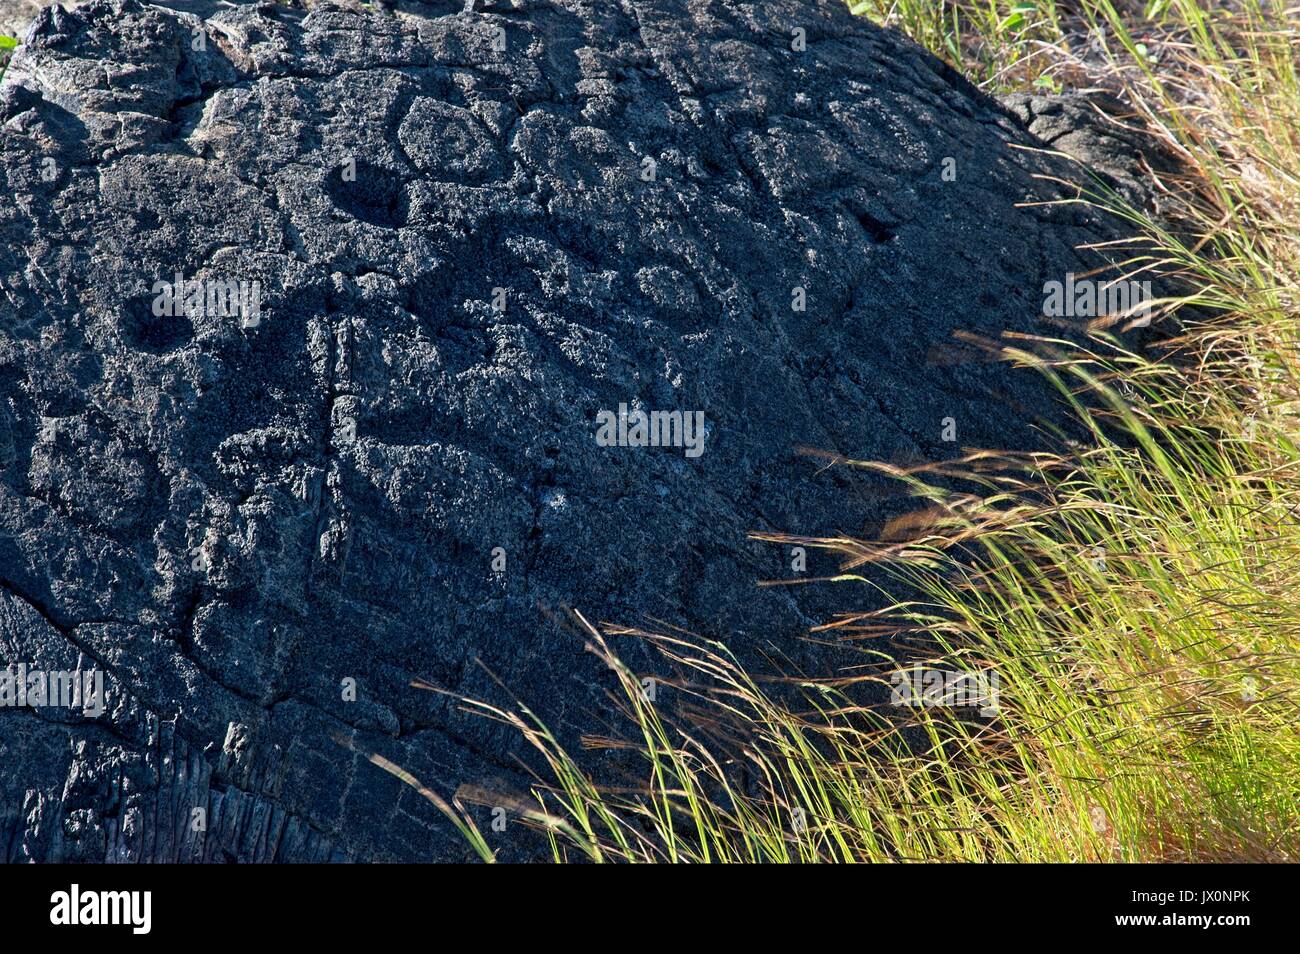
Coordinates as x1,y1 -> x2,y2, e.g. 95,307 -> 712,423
0,0 -> 1133,861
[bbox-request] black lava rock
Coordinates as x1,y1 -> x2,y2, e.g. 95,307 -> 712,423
0,0 -> 1136,861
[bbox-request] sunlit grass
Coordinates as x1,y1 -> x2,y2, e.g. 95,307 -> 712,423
0,35 -> 17,82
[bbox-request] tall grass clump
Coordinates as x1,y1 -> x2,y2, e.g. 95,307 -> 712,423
374,2 -> 1299,862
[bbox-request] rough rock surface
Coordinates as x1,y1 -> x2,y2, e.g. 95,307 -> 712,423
0,0 -> 1136,861
1002,91 -> 1183,219
1,0 -> 226,38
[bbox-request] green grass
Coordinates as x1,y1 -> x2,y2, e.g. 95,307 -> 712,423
365,1 -> 1300,862
0,35 -> 16,83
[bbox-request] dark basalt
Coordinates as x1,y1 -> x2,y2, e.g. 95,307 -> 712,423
0,0 -> 1137,861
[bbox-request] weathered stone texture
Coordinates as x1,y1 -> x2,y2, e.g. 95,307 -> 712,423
0,0 -> 1135,860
